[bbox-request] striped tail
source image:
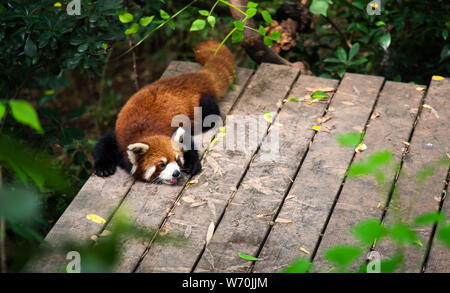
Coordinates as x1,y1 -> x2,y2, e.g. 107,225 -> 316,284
194,41 -> 236,99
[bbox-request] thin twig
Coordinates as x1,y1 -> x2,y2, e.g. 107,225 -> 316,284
128,37 -> 140,91
324,16 -> 352,49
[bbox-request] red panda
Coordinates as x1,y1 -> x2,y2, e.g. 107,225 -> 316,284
93,41 -> 235,184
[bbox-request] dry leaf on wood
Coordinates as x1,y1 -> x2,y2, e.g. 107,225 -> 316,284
275,217 -> 293,224
206,222 -> 215,245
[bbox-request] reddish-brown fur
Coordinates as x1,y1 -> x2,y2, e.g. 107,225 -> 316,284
115,41 -> 235,179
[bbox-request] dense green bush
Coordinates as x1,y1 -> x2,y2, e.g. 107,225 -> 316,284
290,0 -> 449,83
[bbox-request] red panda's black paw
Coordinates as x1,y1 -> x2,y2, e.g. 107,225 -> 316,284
94,163 -> 117,177
186,160 -> 202,176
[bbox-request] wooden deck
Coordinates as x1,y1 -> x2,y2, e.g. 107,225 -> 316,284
26,61 -> 449,273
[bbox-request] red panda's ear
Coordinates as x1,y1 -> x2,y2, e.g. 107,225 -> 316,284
127,143 -> 149,155
171,127 -> 185,144
127,143 -> 149,175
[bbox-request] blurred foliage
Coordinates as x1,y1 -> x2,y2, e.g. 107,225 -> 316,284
282,134 -> 450,273
290,0 -> 450,83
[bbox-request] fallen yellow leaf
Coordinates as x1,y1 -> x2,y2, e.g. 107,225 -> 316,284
209,138 -> 217,149
355,143 -> 367,153
53,2 -> 62,7
264,114 -> 273,123
187,179 -> 198,185
275,217 -> 293,224
432,75 -> 444,80
299,247 -> 311,255
312,125 -> 322,131
415,87 -> 426,92
86,214 -> 106,224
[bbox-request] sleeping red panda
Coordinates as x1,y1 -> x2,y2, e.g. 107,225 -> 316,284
93,40 -> 235,184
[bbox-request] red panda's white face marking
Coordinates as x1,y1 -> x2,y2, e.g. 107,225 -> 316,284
126,134 -> 184,184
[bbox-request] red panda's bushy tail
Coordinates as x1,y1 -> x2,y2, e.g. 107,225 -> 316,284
194,40 -> 236,99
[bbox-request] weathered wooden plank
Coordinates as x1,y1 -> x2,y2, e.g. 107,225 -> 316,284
253,73 -> 384,273
134,63 -> 300,273
311,81 -> 425,272
111,65 -> 255,272
375,77 -> 450,272
24,61 -> 231,273
425,176 -> 450,273
24,166 -> 134,272
193,76 -> 339,273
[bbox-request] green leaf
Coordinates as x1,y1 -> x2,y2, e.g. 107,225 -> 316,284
337,132 -> 360,148
261,10 -> 273,24
77,43 -> 88,53
443,30 -> 449,40
238,252 -> 258,261
324,57 -> 343,63
125,23 -> 139,35
380,255 -> 403,273
0,103 -> 6,120
160,9 -> 170,20
139,16 -> 154,27
388,223 -> 419,245
324,245 -> 362,267
246,8 -> 257,18
311,90 -> 327,100
168,20 -> 175,30
310,0 -> 329,17
336,47 -> 347,62
348,43 -> 360,60
281,258 -> 312,273
289,98 -> 299,102
207,15 -> 216,28
0,186 -> 39,222
258,25 -> 266,36
414,211 -> 445,226
118,12 -> 133,23
437,223 -> 450,247
248,1 -> 258,8
190,19 -> 206,31
379,32 -> 391,50
102,43 -> 108,50
198,10 -> 209,16
376,21 -> 386,27
233,20 -> 244,31
347,57 -> 368,66
269,31 -> 281,41
351,1 -> 365,10
352,219 -> 387,245
24,37 -> 37,58
368,151 -> 392,167
356,23 -> 369,34
263,36 -> 273,47
232,31 -> 244,43
9,100 -> 43,133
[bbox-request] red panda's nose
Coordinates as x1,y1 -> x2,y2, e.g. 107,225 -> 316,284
172,170 -> 180,178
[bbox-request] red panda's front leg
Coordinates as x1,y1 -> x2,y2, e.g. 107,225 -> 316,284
182,137 -> 202,176
93,131 -> 127,177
